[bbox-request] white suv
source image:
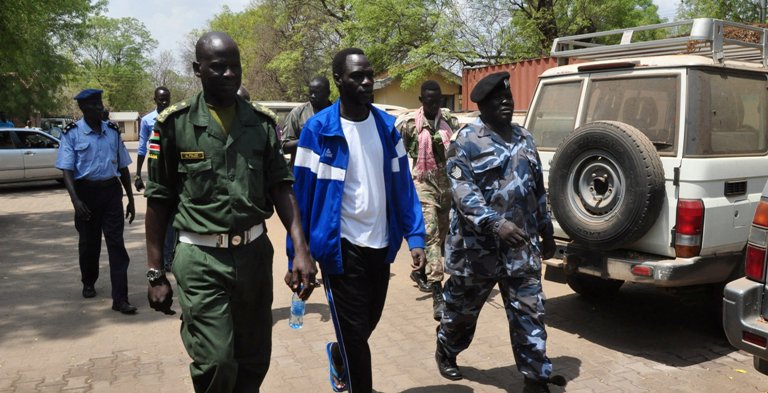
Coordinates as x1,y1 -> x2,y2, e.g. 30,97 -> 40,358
532,19 -> 768,297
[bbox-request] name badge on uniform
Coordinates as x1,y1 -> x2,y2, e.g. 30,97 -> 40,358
180,151 -> 205,160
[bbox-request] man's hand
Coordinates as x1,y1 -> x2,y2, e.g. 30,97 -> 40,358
125,200 -> 135,224
498,221 -> 528,248
147,277 -> 175,315
410,248 -> 426,271
284,251 -> 318,301
134,176 -> 145,192
541,235 -> 556,260
72,198 -> 91,220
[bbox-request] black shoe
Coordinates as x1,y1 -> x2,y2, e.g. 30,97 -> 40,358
523,375 -> 567,393
435,341 -> 462,380
410,270 -> 431,292
82,285 -> 96,298
523,378 -> 550,393
112,301 -> 137,314
431,281 -> 445,321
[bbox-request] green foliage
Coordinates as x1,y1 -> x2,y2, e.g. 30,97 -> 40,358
72,15 -> 157,111
198,0 -> 664,101
0,0 -> 101,120
678,0 -> 764,23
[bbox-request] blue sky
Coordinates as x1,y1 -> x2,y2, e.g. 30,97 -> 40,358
107,0 -> 682,58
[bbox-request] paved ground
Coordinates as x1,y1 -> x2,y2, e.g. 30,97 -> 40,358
1,143 -> 767,392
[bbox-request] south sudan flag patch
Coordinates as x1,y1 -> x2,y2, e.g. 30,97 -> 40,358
148,131 -> 160,159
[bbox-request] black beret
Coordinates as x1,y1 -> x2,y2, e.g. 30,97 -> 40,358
470,72 -> 510,103
73,89 -> 103,101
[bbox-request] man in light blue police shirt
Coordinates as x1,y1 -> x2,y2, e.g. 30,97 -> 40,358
134,86 -> 174,269
56,88 -> 138,314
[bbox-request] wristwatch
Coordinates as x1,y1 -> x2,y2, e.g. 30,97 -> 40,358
147,268 -> 165,284
134,175 -> 142,181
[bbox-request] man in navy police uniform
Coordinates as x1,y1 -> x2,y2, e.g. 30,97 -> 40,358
435,72 -> 566,393
56,88 -> 137,314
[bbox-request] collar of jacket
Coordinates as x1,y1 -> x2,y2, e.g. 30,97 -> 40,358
188,92 -> 260,129
319,100 -> 396,138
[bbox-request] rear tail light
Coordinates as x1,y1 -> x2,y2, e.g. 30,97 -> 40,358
674,199 -> 704,258
745,199 -> 768,283
745,245 -> 766,282
743,331 -> 768,348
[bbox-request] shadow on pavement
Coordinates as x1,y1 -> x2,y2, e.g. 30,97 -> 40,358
544,283 -> 733,367
0,209 -> 169,342
272,302 -> 331,327
0,180 -> 64,196
400,355 -> 579,393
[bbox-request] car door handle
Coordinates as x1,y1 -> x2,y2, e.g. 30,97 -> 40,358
23,151 -> 35,155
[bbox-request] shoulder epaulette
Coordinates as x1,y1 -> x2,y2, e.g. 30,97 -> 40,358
62,122 -> 77,134
250,102 -> 278,125
156,100 -> 190,123
107,121 -> 120,131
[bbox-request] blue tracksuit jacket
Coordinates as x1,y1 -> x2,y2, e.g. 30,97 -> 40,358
287,101 -> 426,274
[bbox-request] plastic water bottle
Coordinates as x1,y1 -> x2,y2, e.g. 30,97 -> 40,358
289,290 -> 305,329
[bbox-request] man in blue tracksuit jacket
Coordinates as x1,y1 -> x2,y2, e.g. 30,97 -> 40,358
287,48 -> 426,393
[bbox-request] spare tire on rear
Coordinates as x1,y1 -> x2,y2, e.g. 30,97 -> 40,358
548,121 -> 665,250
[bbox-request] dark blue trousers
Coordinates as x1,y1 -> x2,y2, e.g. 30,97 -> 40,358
74,179 -> 130,304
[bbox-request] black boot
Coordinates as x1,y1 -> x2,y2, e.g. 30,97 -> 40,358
410,268 -> 431,292
435,339 -> 462,380
431,281 -> 445,321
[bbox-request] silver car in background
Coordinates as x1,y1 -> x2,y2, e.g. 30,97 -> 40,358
0,128 -> 62,184
724,180 -> 768,375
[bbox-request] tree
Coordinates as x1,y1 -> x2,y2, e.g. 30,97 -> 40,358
149,50 -> 199,105
72,15 -> 157,110
443,0 -> 662,65
678,0 -> 764,23
0,0 -> 100,121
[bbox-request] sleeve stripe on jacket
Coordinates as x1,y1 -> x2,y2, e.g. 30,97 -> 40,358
295,146 -> 346,181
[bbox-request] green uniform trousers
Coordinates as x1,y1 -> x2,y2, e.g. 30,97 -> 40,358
173,235 -> 274,393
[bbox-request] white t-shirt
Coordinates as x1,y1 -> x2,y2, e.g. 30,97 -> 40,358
339,113 -> 389,249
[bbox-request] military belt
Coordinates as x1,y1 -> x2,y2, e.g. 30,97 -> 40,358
178,223 -> 264,248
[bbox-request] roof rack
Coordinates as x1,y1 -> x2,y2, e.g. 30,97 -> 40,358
551,18 -> 768,67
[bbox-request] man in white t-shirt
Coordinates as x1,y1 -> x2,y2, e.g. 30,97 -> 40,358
288,48 -> 427,393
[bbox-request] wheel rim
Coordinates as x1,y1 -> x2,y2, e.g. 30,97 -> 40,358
566,150 -> 625,222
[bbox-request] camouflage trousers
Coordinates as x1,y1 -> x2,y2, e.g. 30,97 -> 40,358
437,274 -> 553,381
414,175 -> 451,284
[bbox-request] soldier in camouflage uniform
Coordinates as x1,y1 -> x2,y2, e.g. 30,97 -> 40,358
395,80 -> 458,321
435,72 -> 564,393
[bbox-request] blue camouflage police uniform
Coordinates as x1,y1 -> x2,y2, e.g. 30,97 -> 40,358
436,117 -> 555,382
56,115 -> 133,306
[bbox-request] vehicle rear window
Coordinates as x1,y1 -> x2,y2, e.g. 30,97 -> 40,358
583,75 -> 679,155
686,70 -> 768,156
528,81 -> 582,149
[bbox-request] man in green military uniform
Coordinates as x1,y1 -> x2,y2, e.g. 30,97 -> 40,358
144,31 -> 317,393
395,80 -> 459,321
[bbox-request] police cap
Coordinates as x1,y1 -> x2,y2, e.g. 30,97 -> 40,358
470,72 -> 510,104
73,89 -> 103,101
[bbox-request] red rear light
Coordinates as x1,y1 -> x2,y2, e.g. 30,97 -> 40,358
743,331 -> 768,348
746,244 -> 767,282
675,199 -> 704,258
631,265 -> 654,277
